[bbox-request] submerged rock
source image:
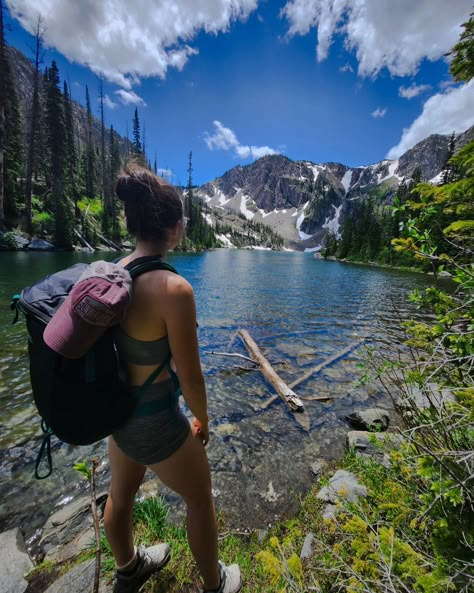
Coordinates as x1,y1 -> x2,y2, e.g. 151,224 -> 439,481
28,237 -> 55,251
345,408 -> 390,431
0,528 -> 33,593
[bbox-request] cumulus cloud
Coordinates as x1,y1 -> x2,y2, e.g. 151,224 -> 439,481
387,80 -> 474,158
399,83 -> 432,99
371,107 -> 387,119
281,0 -> 471,78
204,120 -> 279,160
115,90 -> 147,107
5,0 -> 258,88
103,94 -> 118,110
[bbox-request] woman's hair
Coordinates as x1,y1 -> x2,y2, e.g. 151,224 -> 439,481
115,161 -> 183,242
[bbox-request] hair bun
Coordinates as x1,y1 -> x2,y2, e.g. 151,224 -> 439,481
115,163 -> 152,204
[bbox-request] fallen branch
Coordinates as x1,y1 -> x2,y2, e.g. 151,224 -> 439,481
238,329 -> 310,431
298,395 -> 334,402
210,351 -> 258,365
261,394 -> 279,409
289,339 -> 365,390
74,229 -> 94,252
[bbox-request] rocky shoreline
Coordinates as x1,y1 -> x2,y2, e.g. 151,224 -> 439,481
1,407 -> 402,593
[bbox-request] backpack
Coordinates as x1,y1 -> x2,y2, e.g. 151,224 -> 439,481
10,255 -> 178,479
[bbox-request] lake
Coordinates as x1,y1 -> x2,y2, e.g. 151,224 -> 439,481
0,249 -> 441,554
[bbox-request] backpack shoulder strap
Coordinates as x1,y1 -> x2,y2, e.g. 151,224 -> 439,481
125,256 -> 178,279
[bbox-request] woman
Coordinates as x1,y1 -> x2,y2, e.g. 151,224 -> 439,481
104,163 -> 242,593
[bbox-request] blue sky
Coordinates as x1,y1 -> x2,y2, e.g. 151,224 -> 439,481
4,0 -> 473,185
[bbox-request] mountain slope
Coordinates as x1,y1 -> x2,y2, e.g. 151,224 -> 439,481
197,126 -> 474,251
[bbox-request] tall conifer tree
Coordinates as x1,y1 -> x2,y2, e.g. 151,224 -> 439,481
132,107 -> 142,156
24,17 -> 44,232
46,61 -> 71,247
85,85 -> 95,198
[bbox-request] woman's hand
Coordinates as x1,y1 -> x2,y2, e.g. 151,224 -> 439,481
192,417 -> 209,446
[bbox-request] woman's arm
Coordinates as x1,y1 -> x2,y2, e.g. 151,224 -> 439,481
159,274 -> 209,443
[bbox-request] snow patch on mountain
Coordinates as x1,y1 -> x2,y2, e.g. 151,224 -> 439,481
304,245 -> 322,253
341,169 -> 353,193
216,234 -> 235,248
322,204 -> 343,238
201,212 -> 213,226
240,194 -> 255,220
296,202 -> 313,240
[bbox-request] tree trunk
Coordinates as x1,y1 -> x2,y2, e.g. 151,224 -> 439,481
238,329 -> 310,431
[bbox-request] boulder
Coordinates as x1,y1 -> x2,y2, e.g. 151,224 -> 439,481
10,232 -> 30,250
40,493 -> 107,562
317,470 -> 367,506
0,528 -> 34,593
399,383 -> 455,410
28,237 -> 55,251
44,559 -> 107,593
346,431 -> 404,467
345,408 -> 390,432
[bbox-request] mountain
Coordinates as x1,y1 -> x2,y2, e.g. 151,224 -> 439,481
196,126 -> 474,251
6,46 -> 130,155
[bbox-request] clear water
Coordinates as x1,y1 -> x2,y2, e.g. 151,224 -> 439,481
0,249 -> 442,548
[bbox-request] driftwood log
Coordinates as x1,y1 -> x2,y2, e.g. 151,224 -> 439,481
289,339 -> 365,390
238,329 -> 310,431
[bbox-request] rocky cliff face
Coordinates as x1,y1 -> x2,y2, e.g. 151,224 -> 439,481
197,126 -> 474,251
6,46 -> 129,154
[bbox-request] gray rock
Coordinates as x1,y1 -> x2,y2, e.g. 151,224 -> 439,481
300,532 -> 315,559
40,493 -> 107,562
346,408 -> 390,432
28,237 -> 55,251
346,431 -> 404,467
310,460 -> 326,477
317,470 -> 367,505
438,270 -> 452,278
256,529 -> 268,544
322,504 -> 338,521
10,233 -> 30,250
44,559 -> 107,593
401,383 -> 455,410
0,528 -> 34,593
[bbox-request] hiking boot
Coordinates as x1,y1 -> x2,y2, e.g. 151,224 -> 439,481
112,543 -> 171,593
201,560 -> 243,593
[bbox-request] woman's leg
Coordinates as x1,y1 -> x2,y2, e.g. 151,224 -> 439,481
104,437 -> 147,567
148,427 -> 220,590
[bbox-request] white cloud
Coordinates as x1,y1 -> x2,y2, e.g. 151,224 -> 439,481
103,94 -> 118,110
204,120 -> 279,160
158,168 -> 173,179
399,83 -> 432,99
371,107 -> 387,119
115,90 -> 147,107
339,63 -> 353,73
387,80 -> 474,158
281,0 -> 471,78
6,0 -> 259,89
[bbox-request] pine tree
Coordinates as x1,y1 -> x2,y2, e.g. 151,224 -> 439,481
109,124 -> 121,241
24,16 -> 44,232
46,61 -> 72,247
85,85 -> 95,198
0,1 -> 6,229
99,77 -> 110,232
0,3 -> 23,227
63,80 -> 78,213
442,132 -> 457,185
448,10 -> 474,82
132,107 -> 142,156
